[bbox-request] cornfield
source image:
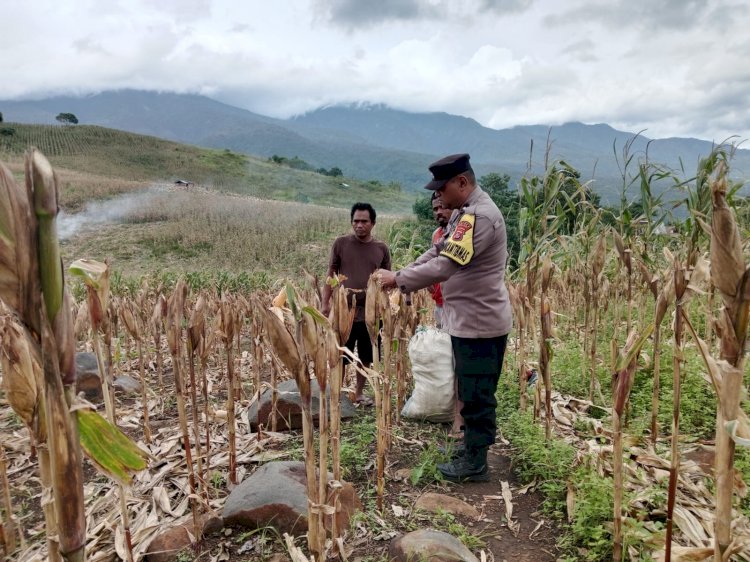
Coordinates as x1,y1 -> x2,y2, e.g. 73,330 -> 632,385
0,144 -> 748,562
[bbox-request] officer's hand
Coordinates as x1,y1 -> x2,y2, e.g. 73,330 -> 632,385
376,269 -> 397,289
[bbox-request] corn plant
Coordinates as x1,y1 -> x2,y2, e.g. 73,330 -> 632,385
646,264 -> 674,444
188,295 -> 206,498
588,233 -> 607,403
326,276 -> 355,547
611,134 -> 644,337
611,324 -> 653,561
149,295 -> 166,395
219,294 -> 237,485
661,253 -> 709,561
165,282 -> 201,538
539,256 -> 554,440
69,259 -> 115,422
0,151 -> 147,561
518,161 -> 577,418
122,298 -> 151,443
259,289 -> 325,558
365,274 -> 391,511
704,158 -> 749,561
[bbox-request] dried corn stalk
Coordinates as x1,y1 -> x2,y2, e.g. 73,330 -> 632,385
166,282 -> 200,540
611,324 -> 654,562
706,160 -> 750,561
188,295 -> 206,497
259,290 -> 324,558
540,256 -> 554,440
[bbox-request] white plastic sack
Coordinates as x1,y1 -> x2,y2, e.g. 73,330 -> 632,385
401,327 -> 455,423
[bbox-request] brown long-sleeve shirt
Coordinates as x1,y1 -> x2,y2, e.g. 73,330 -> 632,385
329,234 -> 391,322
395,187 -> 512,338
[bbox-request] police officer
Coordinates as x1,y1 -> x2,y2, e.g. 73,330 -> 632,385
377,153 -> 512,482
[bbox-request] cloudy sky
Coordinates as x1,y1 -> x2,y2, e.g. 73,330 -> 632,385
2,0 -> 749,142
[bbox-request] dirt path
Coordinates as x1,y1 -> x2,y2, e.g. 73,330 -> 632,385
342,413 -> 562,562
443,443 -> 560,561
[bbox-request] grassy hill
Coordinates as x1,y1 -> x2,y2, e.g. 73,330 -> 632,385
0,91 -> 445,192
0,123 -> 420,285
0,123 -> 415,213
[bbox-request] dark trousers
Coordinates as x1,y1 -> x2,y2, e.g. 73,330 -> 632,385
452,334 -> 508,459
343,321 -> 374,367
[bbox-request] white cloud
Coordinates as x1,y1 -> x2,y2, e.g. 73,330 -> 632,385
0,0 -> 748,141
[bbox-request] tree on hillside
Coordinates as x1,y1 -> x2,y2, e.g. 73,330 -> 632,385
480,173 -> 521,265
412,195 -> 432,221
55,112 -> 79,125
316,166 -> 343,177
0,112 -> 3,123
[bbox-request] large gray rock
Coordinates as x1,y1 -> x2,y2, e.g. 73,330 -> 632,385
247,379 -> 357,431
388,529 -> 479,562
222,461 -> 361,535
113,374 -> 142,395
75,352 -> 102,402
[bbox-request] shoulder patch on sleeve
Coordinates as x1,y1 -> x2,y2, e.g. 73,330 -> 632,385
440,213 -> 475,265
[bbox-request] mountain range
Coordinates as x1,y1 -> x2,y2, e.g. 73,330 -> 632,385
1,90 -> 747,203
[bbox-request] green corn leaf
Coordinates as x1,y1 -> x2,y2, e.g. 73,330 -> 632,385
285,284 -> 300,320
77,409 -> 149,486
614,323 -> 655,372
68,258 -> 108,289
302,305 -> 330,327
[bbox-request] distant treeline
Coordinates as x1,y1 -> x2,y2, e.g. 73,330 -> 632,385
268,154 -> 343,177
268,154 -> 404,195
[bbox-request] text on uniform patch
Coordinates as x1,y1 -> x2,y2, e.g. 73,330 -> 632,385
441,213 -> 475,265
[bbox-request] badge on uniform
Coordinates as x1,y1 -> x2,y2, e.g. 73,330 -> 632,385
441,213 -> 475,265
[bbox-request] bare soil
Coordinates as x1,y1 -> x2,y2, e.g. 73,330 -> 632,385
187,410 -> 561,561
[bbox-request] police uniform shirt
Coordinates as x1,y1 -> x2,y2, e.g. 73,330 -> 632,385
395,187 -> 512,339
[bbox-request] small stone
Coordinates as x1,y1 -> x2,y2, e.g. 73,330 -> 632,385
113,375 -> 142,395
144,514 -> 223,562
75,352 -> 102,401
145,526 -> 192,562
394,468 -> 412,482
389,530 -> 479,562
326,480 -> 363,533
415,492 -> 481,520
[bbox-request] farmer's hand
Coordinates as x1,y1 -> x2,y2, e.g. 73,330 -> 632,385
376,269 -> 397,289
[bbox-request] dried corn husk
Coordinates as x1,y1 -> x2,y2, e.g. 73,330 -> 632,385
0,318 -> 42,435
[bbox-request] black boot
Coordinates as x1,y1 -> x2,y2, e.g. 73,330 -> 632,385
437,448 -> 489,483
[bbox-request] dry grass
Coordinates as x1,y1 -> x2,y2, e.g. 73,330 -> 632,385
59,187 -> 400,280
0,124 -> 416,213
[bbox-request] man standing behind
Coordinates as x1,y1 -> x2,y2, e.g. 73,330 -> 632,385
377,154 -> 512,482
429,192 -> 465,440
429,192 -> 452,329
323,202 -> 391,406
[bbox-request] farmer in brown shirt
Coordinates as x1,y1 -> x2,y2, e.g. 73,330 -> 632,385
322,202 -> 391,405
377,154 -> 512,482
